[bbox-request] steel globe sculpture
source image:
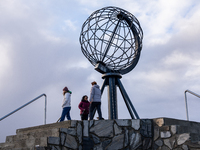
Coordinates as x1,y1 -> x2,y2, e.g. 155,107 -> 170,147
80,6 -> 143,119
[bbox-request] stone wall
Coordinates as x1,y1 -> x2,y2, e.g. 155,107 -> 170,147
47,118 -> 200,150
1,118 -> 200,150
153,118 -> 200,150
47,119 -> 153,150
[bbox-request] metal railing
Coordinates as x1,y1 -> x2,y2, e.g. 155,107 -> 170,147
184,90 -> 200,121
0,93 -> 47,124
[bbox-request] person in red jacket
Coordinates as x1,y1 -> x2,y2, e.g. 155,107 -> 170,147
78,95 -> 90,120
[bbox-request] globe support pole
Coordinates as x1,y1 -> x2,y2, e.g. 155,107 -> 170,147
100,73 -> 140,119
108,76 -> 118,119
117,78 -> 140,119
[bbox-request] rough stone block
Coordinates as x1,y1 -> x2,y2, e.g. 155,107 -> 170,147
171,125 -> 177,135
51,145 -> 61,150
185,141 -> 200,148
91,134 -> 100,144
83,120 -> 89,137
160,126 -> 169,131
132,119 -> 140,130
89,120 -> 94,128
60,128 -> 76,136
155,139 -> 163,147
102,138 -> 112,148
115,119 -> 130,127
62,146 -> 69,150
160,131 -> 171,138
71,120 -> 77,127
177,133 -> 190,145
129,132 -> 142,149
190,133 -> 199,143
114,123 -> 122,135
177,126 -> 189,134
106,134 -> 124,150
124,128 -> 129,147
48,137 -> 60,145
82,137 -> 94,150
182,144 -> 188,150
77,122 -> 82,143
161,145 -> 170,150
154,126 -> 159,141
140,119 -> 153,137
90,120 -> 114,137
152,143 -> 159,150
143,138 -> 152,149
64,134 -> 78,149
154,118 -> 164,127
93,143 -> 103,150
79,145 -> 82,150
60,133 -> 66,145
164,136 -> 175,149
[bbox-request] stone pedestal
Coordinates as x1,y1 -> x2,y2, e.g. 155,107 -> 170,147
1,118 -> 200,150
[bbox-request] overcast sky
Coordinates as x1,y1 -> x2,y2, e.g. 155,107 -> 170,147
1,0 -> 200,142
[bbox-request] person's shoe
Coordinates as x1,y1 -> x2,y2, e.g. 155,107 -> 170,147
97,117 -> 104,120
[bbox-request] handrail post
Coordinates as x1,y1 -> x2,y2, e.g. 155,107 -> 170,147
184,89 -> 200,121
44,94 -> 47,124
184,90 -> 189,121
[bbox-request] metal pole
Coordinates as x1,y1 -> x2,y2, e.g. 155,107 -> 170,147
108,77 -> 118,119
100,78 -> 108,95
44,94 -> 47,124
117,78 -> 140,119
184,91 -> 189,121
107,80 -> 113,119
117,78 -> 135,119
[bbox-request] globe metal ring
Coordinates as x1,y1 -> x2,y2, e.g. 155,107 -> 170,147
80,6 -> 143,74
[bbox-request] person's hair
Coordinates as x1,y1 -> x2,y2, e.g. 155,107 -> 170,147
63,86 -> 68,92
63,91 -> 67,96
91,81 -> 97,85
81,95 -> 88,101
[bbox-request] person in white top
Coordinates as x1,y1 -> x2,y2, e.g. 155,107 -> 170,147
60,86 -> 72,121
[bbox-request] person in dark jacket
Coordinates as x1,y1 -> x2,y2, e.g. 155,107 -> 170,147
89,81 -> 103,120
78,95 -> 90,120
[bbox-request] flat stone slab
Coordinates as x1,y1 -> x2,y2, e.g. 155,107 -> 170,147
90,120 -> 114,137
